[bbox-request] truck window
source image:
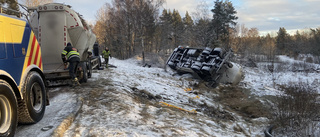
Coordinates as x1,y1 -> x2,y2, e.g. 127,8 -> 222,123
0,21 -> 6,59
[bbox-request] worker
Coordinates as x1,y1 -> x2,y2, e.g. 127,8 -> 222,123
102,47 -> 112,68
61,42 -> 81,86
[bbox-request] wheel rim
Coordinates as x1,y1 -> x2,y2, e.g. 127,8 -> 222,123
30,83 -> 43,112
0,95 -> 11,134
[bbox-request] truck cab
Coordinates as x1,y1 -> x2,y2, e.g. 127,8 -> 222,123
0,13 -> 47,136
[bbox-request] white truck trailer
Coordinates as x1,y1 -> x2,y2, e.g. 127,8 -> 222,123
28,3 -> 101,85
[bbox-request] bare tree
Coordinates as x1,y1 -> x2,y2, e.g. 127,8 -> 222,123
94,0 -> 164,59
93,4 -> 108,47
247,27 -> 259,37
240,24 -> 248,37
192,0 -> 210,22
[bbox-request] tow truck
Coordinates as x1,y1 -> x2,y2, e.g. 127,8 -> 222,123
0,11 -> 47,136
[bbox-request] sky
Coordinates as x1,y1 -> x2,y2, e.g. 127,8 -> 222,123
17,0 -> 320,35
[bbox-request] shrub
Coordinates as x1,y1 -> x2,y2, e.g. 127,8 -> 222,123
272,82 -> 320,136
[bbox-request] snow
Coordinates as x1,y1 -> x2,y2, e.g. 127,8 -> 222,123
62,57 -> 269,137
16,89 -> 78,137
16,55 -> 320,137
242,55 -> 320,97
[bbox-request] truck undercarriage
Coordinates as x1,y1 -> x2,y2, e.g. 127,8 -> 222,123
167,46 -> 236,87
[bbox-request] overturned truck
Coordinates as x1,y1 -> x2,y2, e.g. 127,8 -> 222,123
167,46 -> 243,87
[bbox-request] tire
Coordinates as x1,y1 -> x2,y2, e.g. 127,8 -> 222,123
97,57 -> 102,69
227,62 -> 233,68
204,47 -> 212,51
87,61 -> 92,78
191,64 -> 201,71
194,61 -> 202,67
167,61 -> 176,69
18,72 -> 46,124
202,66 -> 211,71
201,66 -> 212,76
191,64 -> 201,75
0,80 -> 18,137
202,50 -> 210,55
79,62 -> 88,83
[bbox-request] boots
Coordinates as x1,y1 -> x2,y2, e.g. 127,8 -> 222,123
74,78 -> 81,86
70,78 -> 81,87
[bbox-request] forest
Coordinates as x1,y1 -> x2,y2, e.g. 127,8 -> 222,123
1,0 -> 319,62
93,0 -> 320,63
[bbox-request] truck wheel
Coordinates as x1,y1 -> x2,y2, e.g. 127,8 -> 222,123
18,72 -> 46,124
167,61 -> 176,70
79,62 -> 88,83
191,64 -> 201,71
0,80 -> 18,137
201,66 -> 211,75
227,62 -> 233,68
87,61 -> 92,78
202,50 -> 210,55
191,64 -> 201,75
97,57 -> 102,69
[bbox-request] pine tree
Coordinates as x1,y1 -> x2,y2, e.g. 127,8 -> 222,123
171,9 -> 183,47
194,18 -> 212,47
182,11 -> 194,46
309,28 -> 320,56
276,27 -> 290,55
211,0 -> 238,47
183,11 -> 193,27
159,9 -> 173,50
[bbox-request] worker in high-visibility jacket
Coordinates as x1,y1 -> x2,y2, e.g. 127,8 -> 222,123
102,47 -> 112,68
61,42 -> 81,85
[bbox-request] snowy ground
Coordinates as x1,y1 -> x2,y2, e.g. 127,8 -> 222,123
16,89 -> 78,136
242,55 -> 320,96
16,55 -> 320,137
62,58 -> 269,137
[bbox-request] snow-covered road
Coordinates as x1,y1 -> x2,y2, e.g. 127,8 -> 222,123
16,89 -> 79,136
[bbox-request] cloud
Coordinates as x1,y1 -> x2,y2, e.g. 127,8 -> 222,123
235,0 -> 320,32
267,17 -> 280,22
164,0 -> 198,15
155,0 -> 320,33
17,0 -> 319,34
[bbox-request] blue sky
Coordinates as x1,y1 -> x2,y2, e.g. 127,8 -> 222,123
18,0 -> 320,35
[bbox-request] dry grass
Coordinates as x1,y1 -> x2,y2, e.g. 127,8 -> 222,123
216,86 -> 271,119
